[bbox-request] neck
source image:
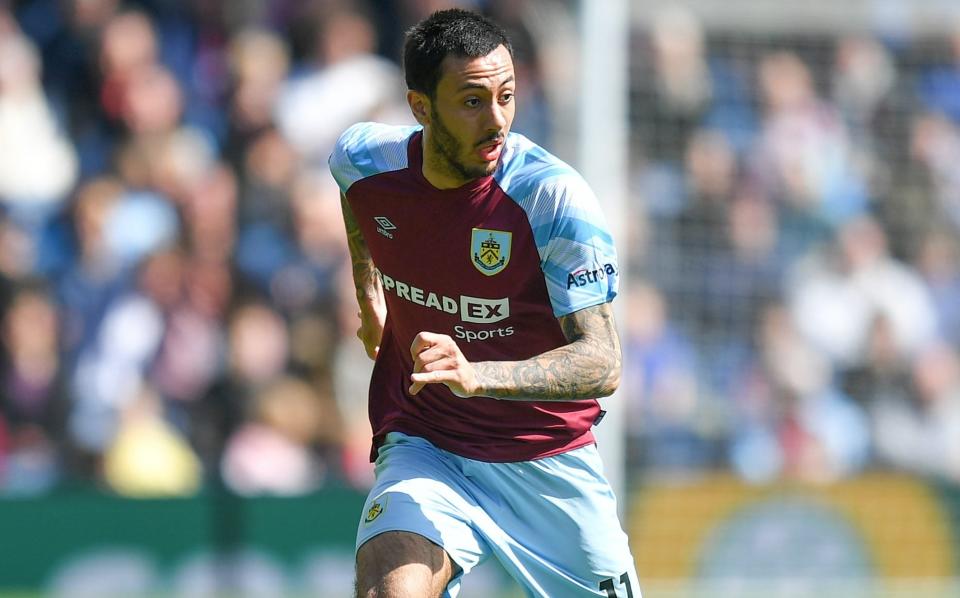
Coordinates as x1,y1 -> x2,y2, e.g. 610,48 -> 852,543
420,129 -> 470,190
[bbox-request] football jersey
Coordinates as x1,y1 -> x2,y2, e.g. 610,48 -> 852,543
329,122 -> 619,462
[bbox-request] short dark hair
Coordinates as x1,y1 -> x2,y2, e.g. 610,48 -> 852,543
403,9 -> 513,97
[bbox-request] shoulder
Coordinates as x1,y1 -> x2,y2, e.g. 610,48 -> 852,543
495,136 -> 619,317
328,122 -> 421,193
493,133 -> 608,244
494,133 -> 593,207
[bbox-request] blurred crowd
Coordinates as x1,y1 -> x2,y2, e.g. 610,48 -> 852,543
0,0 -> 958,498
627,7 -> 960,484
0,0 -> 553,497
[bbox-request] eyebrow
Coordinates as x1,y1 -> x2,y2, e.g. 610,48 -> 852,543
455,75 -> 515,93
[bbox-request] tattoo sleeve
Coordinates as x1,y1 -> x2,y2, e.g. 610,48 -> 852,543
472,302 -> 622,401
340,192 -> 381,304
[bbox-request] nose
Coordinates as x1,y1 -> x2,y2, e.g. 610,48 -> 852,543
487,101 -> 507,132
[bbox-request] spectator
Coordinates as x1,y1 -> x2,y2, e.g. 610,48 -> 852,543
872,342 -> 960,481
916,23 -> 960,124
0,284 -> 66,493
623,282 -> 713,471
66,250 -> 167,462
631,5 -> 754,166
915,229 -> 960,346
56,177 -> 128,365
654,128 -> 737,307
634,6 -> 716,164
752,51 -> 868,228
195,301 -> 289,471
842,315 -> 914,411
103,384 -> 202,497
274,7 -> 408,162
831,35 -> 897,142
904,112 -> 960,233
221,375 -> 339,495
97,11 -> 157,128
223,28 -> 291,167
730,303 -> 870,483
787,215 -> 938,367
0,32 -> 78,213
145,248 -> 226,406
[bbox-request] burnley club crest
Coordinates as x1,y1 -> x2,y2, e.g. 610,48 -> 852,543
471,228 -> 512,276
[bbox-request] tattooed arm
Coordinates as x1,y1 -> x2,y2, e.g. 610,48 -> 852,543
341,192 -> 386,360
409,302 -> 621,400
476,302 -> 621,400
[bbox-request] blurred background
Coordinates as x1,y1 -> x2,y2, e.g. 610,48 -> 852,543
0,0 -> 958,596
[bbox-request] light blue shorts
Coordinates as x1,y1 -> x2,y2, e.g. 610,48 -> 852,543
356,432 -> 640,597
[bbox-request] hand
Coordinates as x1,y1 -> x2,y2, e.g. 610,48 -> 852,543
357,300 -> 386,360
409,331 -> 481,397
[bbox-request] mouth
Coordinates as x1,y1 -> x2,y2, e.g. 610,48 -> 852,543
477,138 -> 504,163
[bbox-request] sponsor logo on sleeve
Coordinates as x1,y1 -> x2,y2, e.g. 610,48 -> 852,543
566,263 -> 618,289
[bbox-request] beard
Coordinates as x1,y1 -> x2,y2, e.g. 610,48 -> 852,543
428,107 -> 496,182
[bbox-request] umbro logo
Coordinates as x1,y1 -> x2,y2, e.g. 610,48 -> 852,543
374,216 -> 396,239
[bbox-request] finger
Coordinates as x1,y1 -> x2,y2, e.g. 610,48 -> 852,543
365,344 -> 379,360
409,332 -> 438,359
421,357 -> 456,373
409,370 -> 447,395
412,345 -> 448,372
410,331 -> 449,359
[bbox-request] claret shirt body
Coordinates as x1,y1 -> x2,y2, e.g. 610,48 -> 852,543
330,123 -> 619,462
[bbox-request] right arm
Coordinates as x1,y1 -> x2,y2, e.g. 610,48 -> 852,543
341,192 -> 386,359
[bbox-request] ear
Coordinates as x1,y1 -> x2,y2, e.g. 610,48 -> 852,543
407,90 -> 431,126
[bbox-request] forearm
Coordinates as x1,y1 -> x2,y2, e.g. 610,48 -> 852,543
408,303 -> 621,400
341,193 -> 383,307
473,339 -> 620,401
349,237 -> 382,308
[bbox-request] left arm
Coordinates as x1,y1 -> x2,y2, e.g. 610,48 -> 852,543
408,302 -> 621,400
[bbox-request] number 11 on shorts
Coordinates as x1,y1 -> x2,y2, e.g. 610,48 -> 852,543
599,571 -> 634,598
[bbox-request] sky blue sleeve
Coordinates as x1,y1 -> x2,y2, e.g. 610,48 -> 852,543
328,122 -> 417,194
536,175 -> 619,317
495,136 -> 619,318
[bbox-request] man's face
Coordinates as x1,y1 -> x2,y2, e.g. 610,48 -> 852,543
417,45 -> 516,186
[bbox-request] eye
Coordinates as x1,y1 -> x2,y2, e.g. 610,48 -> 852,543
500,92 -> 514,104
464,97 -> 481,108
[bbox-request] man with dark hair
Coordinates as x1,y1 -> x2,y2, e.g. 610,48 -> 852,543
330,8 -> 639,597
